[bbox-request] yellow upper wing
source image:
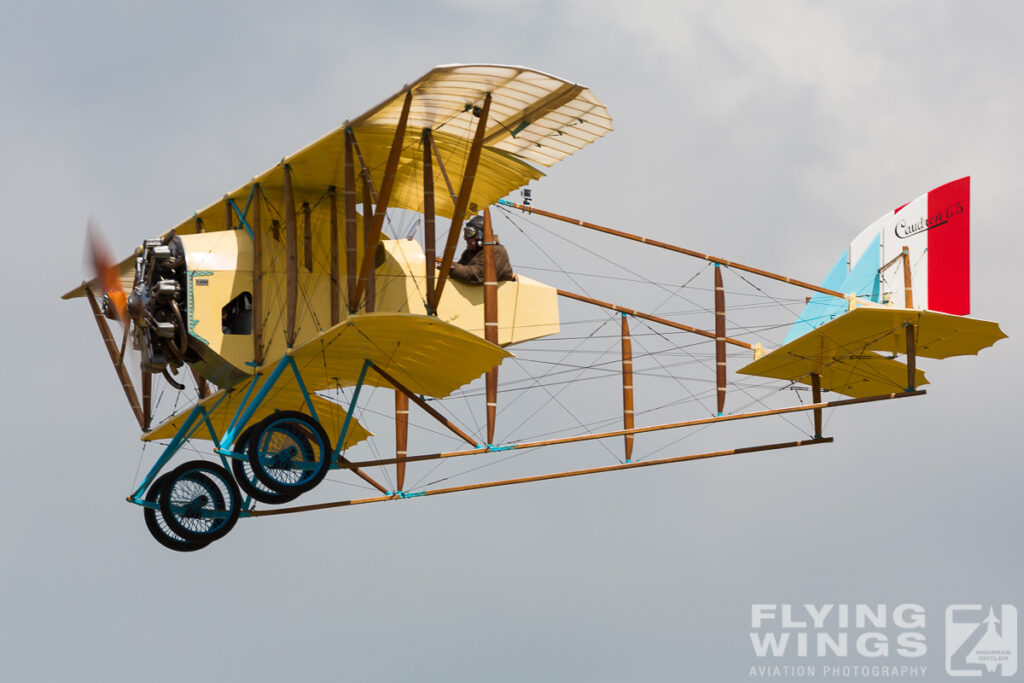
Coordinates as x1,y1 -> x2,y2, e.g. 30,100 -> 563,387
63,65 -> 612,300
168,64 -> 611,237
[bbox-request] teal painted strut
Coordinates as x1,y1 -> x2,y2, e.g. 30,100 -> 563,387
286,355 -> 320,423
221,355 -> 292,449
131,406 -> 202,501
228,184 -> 258,238
332,359 -> 371,463
129,389 -> 232,502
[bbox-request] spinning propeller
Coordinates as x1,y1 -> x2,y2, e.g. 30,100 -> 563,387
86,221 -> 191,389
86,219 -> 128,324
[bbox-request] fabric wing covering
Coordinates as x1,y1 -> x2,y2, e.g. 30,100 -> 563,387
739,306 -> 1006,398
144,384 -> 373,447
287,313 -> 512,395
61,64 -> 614,298
169,64 -> 613,237
145,314 -> 510,443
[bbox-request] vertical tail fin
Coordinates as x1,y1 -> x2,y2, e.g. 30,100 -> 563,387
785,177 -> 971,343
853,176 -> 970,314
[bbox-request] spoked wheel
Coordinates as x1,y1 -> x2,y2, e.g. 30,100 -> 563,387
230,424 -> 301,505
248,411 -> 332,496
159,461 -> 241,543
143,473 -> 211,552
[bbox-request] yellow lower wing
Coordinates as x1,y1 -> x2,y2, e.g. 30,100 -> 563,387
143,387 -> 372,446
282,312 -> 513,396
145,313 -> 511,443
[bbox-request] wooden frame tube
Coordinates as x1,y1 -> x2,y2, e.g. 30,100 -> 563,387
423,129 -> 436,309
483,207 -> 498,443
118,313 -> 130,363
715,264 -> 727,415
141,371 -> 152,431
302,201 -> 313,272
557,289 -> 756,350
283,165 -> 299,346
395,391 -> 409,491
340,390 -> 924,471
250,437 -> 835,517
190,367 -> 210,400
430,92 -> 493,311
362,179 -> 376,312
251,184 -> 264,364
902,247 -> 914,308
352,91 -> 413,308
335,452 -> 389,494
811,372 -> 822,438
329,186 -> 340,326
428,131 -> 458,204
85,287 -> 146,430
349,131 -> 379,202
344,134 -> 360,315
905,323 -> 917,391
368,362 -> 479,447
880,246 -> 915,309
501,201 -> 848,300
344,132 -> 359,313
621,314 -> 635,461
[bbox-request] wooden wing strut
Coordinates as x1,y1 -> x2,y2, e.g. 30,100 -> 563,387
621,314 -> 634,461
283,165 -> 298,346
483,208 -> 498,443
85,287 -> 146,430
430,92 -> 493,311
344,132 -> 359,313
352,91 -> 413,309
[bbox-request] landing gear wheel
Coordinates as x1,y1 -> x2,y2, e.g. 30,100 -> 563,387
230,424 -> 301,505
159,461 -> 241,543
143,473 -> 211,552
248,411 -> 332,496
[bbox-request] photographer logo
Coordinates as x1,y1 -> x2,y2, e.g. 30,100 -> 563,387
946,605 -> 1017,677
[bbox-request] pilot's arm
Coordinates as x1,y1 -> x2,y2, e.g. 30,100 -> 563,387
449,254 -> 485,284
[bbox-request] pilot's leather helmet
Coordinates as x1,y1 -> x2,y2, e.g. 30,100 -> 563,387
463,215 -> 484,239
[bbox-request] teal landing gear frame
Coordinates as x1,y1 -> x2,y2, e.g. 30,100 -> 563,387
128,356 -> 371,534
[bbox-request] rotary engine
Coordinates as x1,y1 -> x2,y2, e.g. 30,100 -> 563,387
104,233 -> 191,388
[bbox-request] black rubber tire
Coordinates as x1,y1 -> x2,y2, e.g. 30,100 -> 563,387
143,473 -> 210,552
247,411 -> 332,496
231,422 -> 301,505
159,461 -> 241,543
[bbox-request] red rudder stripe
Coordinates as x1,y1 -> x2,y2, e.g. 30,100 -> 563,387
927,176 -> 970,315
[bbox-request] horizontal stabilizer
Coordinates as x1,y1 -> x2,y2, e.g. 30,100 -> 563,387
739,345 -> 927,399
741,305 -> 1006,398
823,307 -> 1006,359
783,177 -> 973,346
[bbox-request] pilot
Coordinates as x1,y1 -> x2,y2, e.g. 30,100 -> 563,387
449,215 -> 515,285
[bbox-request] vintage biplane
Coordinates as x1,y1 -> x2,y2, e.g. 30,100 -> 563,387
63,64 -> 1006,551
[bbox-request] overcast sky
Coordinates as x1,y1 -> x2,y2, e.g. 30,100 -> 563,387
2,2 -> 1021,681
